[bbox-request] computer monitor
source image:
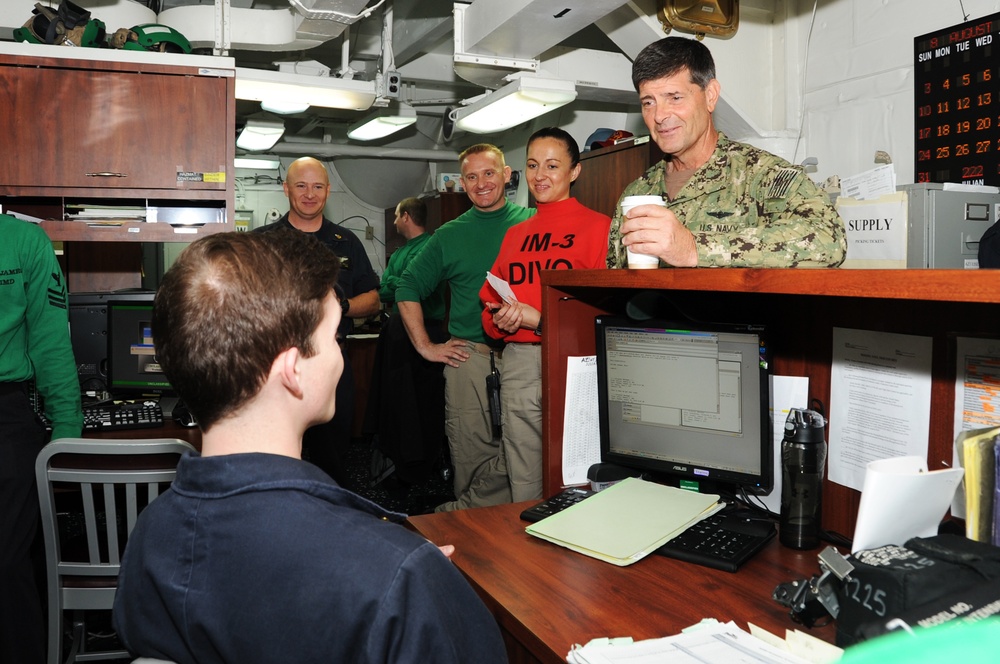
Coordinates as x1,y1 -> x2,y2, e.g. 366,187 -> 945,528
594,315 -> 772,496
68,290 -> 159,394
106,294 -> 175,401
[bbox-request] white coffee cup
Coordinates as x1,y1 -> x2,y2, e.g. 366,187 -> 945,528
620,195 -> 666,269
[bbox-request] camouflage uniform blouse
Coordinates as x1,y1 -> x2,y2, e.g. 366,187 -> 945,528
606,132 -> 847,268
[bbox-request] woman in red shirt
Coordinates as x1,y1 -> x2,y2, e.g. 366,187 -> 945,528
479,127 -> 611,502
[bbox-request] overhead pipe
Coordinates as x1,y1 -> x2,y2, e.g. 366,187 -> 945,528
269,142 -> 460,161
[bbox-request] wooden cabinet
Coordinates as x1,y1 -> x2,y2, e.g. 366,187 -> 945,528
540,268 -> 1000,540
573,139 -> 663,217
0,44 -> 235,245
383,192 -> 472,259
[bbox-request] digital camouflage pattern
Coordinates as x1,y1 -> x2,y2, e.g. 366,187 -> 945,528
606,133 -> 847,268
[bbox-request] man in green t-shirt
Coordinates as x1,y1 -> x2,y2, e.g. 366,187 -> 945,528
0,214 -> 83,663
379,197 -> 443,318
365,197 -> 448,485
396,145 -> 534,511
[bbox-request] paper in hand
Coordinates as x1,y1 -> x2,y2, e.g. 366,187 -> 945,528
486,271 -> 518,305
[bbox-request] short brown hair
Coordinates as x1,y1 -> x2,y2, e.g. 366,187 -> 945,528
152,230 -> 340,430
458,143 -> 506,169
397,197 -> 427,227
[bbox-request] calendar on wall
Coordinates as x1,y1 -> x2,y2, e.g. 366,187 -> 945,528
914,13 -> 1000,186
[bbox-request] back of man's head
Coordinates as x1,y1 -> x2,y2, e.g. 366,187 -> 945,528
153,231 -> 340,429
397,197 -> 428,228
632,36 -> 716,91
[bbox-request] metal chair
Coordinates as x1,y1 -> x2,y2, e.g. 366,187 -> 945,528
35,438 -> 195,664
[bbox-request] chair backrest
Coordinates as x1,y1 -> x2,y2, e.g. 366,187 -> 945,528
36,438 -> 196,584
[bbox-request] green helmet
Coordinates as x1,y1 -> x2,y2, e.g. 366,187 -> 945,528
121,24 -> 192,54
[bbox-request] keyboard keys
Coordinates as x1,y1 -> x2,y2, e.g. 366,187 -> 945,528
519,487 -> 595,522
83,401 -> 164,431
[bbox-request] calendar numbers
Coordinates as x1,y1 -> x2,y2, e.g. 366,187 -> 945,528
915,15 -> 1000,185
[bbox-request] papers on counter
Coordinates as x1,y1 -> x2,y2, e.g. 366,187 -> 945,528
566,619 -> 840,664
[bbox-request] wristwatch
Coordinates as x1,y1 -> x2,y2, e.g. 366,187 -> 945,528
340,296 -> 351,316
534,319 -> 542,336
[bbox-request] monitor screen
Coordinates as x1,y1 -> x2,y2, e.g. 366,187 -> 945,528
107,294 -> 175,398
594,315 -> 772,496
69,290 -> 156,394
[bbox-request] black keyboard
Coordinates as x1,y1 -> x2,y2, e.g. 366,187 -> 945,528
83,401 -> 164,431
654,512 -> 776,573
520,488 -> 775,572
519,487 -> 595,522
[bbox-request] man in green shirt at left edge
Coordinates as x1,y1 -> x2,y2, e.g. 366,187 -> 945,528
0,214 -> 83,664
395,144 -> 534,511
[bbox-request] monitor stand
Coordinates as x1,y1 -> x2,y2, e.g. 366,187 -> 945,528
157,396 -> 180,418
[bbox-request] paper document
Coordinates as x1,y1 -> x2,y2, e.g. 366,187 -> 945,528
839,164 -> 896,200
485,271 -> 517,304
566,620 -> 817,664
562,356 -> 601,486
851,456 -> 964,552
525,477 -> 722,566
835,192 -> 907,268
828,328 -> 933,491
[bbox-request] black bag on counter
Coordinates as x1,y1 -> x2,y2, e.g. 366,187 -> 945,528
836,534 -> 1000,647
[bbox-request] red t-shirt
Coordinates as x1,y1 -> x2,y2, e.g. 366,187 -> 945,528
479,197 -> 610,343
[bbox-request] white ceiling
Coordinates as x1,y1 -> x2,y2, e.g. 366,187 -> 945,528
1,0 -> 775,157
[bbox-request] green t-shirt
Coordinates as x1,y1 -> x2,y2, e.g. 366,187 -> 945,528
395,201 -> 534,343
380,233 -> 445,318
0,215 -> 83,439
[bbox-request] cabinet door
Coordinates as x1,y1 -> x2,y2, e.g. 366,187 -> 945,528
574,141 -> 663,217
0,64 -> 228,191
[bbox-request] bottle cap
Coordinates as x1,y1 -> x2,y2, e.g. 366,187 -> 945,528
784,408 -> 826,443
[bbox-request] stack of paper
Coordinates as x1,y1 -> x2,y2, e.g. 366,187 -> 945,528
525,477 -> 722,567
566,620 -> 837,664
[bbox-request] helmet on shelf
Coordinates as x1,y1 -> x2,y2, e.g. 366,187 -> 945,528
120,24 -> 192,54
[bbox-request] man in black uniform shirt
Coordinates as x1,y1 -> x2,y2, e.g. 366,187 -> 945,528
254,157 -> 379,482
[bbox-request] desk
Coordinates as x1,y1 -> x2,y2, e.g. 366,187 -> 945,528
409,501 -> 834,664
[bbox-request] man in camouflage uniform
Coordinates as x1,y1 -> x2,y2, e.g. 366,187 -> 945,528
606,37 -> 846,269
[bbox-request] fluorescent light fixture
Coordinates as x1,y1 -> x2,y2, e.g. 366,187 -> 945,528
260,99 -> 310,114
237,116 -> 285,151
234,156 -> 281,170
347,105 -> 417,141
235,67 -> 378,112
454,77 -> 577,134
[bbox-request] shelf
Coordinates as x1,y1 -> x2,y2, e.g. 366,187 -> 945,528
542,267 -> 1000,304
38,220 -> 231,243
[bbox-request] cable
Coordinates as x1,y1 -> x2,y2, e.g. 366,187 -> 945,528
792,0 -> 820,165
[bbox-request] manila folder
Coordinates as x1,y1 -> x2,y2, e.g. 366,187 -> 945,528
525,477 -> 721,567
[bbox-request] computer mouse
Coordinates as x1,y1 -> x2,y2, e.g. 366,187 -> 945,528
172,403 -> 198,428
